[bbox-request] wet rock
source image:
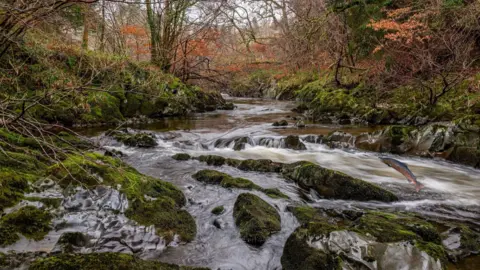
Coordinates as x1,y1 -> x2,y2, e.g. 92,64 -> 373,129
213,218 -> 226,229
295,120 -> 306,128
211,205 -> 225,215
197,155 -> 226,166
0,206 -> 52,247
233,193 -> 281,246
236,159 -> 283,173
53,232 -> 90,253
32,178 -> 56,191
272,120 -> 288,127
302,135 -> 322,144
214,136 -> 252,151
324,131 -> 355,148
218,102 -> 235,110
233,137 -> 249,151
171,153 -> 191,161
281,161 -> 398,202
442,226 -> 480,261
192,170 -> 260,190
263,188 -> 289,199
282,207 -> 447,270
104,149 -> 124,158
283,135 -> 307,150
108,129 -> 157,148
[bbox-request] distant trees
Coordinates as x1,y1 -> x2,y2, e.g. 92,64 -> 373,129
369,2 -> 479,105
0,0 -> 98,58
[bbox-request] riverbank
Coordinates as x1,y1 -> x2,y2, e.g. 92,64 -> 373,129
1,98 -> 479,270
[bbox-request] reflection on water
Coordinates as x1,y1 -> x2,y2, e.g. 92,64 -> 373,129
92,97 -> 479,270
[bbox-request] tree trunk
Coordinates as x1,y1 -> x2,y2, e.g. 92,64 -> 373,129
146,0 -> 158,64
82,5 -> 89,50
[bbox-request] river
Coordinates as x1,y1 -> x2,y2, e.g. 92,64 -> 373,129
90,97 -> 480,269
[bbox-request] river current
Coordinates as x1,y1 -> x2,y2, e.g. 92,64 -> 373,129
90,97 -> 480,269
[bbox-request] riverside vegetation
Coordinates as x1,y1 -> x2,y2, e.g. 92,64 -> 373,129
1,0 -> 479,269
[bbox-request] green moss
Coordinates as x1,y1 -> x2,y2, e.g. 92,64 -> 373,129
354,211 -> 440,243
282,161 -> 398,202
0,169 -> 31,211
233,193 -> 281,246
0,206 -> 52,246
197,155 -> 226,166
211,206 -> 225,215
236,159 -> 283,173
48,152 -> 194,242
172,153 -> 191,161
281,224 -> 342,270
81,92 -> 124,124
57,232 -> 90,253
263,188 -> 289,199
415,241 -> 448,263
110,131 -> 158,148
29,253 -> 210,270
458,225 -> 480,252
25,197 -> 62,208
192,170 -> 261,190
125,199 -> 196,242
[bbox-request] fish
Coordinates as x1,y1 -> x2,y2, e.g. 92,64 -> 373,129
380,157 -> 425,192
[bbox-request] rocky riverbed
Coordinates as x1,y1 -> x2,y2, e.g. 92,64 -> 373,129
1,97 -> 479,269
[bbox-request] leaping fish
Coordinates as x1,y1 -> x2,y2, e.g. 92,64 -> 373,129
380,157 -> 425,192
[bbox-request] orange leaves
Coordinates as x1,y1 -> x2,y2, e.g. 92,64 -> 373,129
368,7 -> 434,49
121,25 -> 147,37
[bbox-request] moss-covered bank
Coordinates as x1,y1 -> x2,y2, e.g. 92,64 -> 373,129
0,128 -> 196,246
233,193 -> 281,246
28,253 -> 209,270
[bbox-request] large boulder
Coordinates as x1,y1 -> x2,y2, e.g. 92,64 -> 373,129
282,207 -> 448,270
283,135 -> 307,150
281,161 -> 398,202
233,193 -> 281,246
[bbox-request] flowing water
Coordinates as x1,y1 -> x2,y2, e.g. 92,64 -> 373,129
83,96 -> 480,269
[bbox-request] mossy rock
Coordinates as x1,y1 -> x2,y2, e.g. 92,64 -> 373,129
281,224 -> 342,270
283,136 -> 306,150
192,170 -> 261,190
236,159 -> 283,173
0,170 -> 30,211
273,120 -> 288,127
172,153 -> 191,161
29,253 -> 210,270
197,155 -> 226,166
281,161 -> 398,202
24,197 -> 62,209
48,152 -> 194,242
110,130 -> 158,148
233,193 -> 281,246
192,170 -> 288,199
285,206 -> 448,266
263,188 -> 289,199
0,206 -> 52,246
126,198 -> 196,242
56,232 -> 90,253
211,206 -> 225,215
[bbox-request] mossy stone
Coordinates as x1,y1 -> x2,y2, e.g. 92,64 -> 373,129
172,153 -> 191,161
0,206 -> 52,246
211,206 -> 225,215
233,193 -> 281,246
29,253 -> 210,270
281,161 -> 398,202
